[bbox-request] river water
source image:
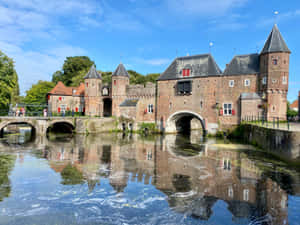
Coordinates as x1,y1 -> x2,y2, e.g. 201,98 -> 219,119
0,130 -> 299,225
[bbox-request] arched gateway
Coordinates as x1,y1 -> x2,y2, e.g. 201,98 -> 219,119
165,111 -> 207,135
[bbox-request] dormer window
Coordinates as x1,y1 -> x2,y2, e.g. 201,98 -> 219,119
182,69 -> 190,77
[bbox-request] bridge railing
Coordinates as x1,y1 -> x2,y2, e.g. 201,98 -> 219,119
241,115 -> 299,131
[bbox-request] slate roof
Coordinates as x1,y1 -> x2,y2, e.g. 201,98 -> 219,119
261,24 -> 291,54
240,93 -> 261,100
223,54 -> 260,75
112,63 -> 129,77
84,65 -> 102,79
158,54 -> 222,81
119,99 -> 139,107
48,81 -> 84,96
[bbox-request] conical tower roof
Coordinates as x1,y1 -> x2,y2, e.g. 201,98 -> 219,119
112,63 -> 129,77
261,24 -> 290,54
84,65 -> 102,79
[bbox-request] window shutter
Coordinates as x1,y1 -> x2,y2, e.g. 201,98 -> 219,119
186,69 -> 190,76
219,109 -> 223,116
75,107 -> 78,112
178,82 -> 184,93
182,69 -> 186,77
184,81 -> 191,93
59,97 -> 62,101
58,107 -> 61,113
232,109 -> 235,116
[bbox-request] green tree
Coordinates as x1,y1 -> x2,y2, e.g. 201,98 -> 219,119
24,81 -> 55,111
101,71 -> 112,84
287,102 -> 298,118
61,164 -> 84,185
0,50 -> 19,111
145,73 -> 160,83
128,70 -> 146,85
52,56 -> 94,86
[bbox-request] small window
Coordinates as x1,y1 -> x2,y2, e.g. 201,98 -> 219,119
102,87 -> 109,96
271,105 -> 276,112
273,59 -> 278,65
228,187 -> 234,198
223,103 -> 232,115
114,80 -> 116,85
147,150 -> 152,160
169,102 -> 172,110
243,189 -> 249,201
229,80 -> 234,87
73,89 -> 76,94
182,69 -> 190,77
200,101 -> 203,109
177,81 -> 192,95
223,158 -> 231,170
147,104 -> 154,113
262,77 -> 267,85
86,82 -> 88,87
244,79 -> 250,87
282,76 -> 287,85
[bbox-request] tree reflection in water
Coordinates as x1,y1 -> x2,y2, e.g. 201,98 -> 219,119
0,155 -> 16,202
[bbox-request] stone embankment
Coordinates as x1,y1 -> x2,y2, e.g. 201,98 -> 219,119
231,124 -> 300,159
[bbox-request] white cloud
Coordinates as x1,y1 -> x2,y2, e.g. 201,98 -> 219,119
1,43 -> 87,95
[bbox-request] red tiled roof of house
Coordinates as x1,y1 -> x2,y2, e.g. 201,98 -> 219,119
48,81 -> 84,96
290,100 -> 298,108
75,83 -> 85,95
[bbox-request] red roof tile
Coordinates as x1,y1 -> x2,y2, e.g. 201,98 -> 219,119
48,81 -> 84,96
290,100 -> 298,108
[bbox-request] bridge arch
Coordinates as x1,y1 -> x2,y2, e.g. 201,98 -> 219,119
46,120 -> 75,134
0,120 -> 37,138
165,111 -> 206,135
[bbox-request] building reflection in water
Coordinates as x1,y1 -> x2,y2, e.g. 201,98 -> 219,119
34,132 -> 296,225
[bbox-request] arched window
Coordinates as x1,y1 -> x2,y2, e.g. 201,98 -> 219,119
273,59 -> 278,65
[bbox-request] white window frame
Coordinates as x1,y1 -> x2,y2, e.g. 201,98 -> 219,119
223,158 -> 231,170
223,103 -> 232,116
243,189 -> 249,201
262,77 -> 267,85
228,187 -> 234,198
60,104 -> 67,111
229,80 -> 235,87
282,76 -> 287,85
244,79 -> 250,87
147,150 -> 152,160
147,104 -> 154,113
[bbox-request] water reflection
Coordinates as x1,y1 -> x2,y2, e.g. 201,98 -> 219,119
0,155 -> 16,202
0,132 -> 299,225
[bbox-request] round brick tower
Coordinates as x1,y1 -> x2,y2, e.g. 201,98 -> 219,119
111,63 -> 130,117
259,24 -> 291,121
84,65 -> 103,116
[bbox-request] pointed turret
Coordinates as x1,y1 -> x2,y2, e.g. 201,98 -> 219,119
112,63 -> 129,77
261,24 -> 291,54
84,65 -> 102,79
111,63 -> 130,117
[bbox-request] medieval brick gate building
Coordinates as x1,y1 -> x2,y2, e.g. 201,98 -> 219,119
48,24 -> 290,135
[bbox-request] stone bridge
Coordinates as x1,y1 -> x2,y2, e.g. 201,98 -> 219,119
0,117 -> 117,136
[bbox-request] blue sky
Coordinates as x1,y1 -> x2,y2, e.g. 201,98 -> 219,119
0,0 -> 299,101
